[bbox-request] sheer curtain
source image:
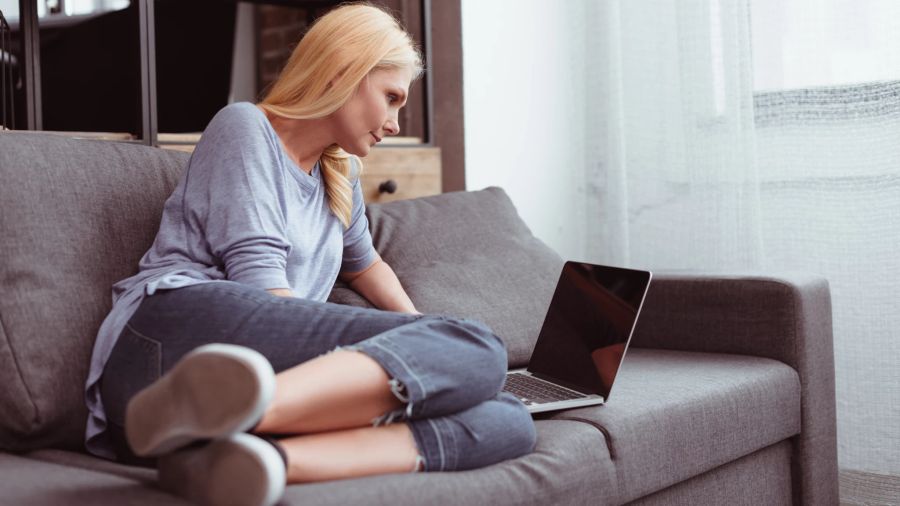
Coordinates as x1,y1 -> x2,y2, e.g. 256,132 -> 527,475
584,0 -> 900,491
585,0 -> 763,270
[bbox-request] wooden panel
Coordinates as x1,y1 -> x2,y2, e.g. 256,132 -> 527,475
431,0 -> 465,192
360,146 -> 441,203
24,131 -> 136,141
156,142 -> 442,203
158,144 -> 196,153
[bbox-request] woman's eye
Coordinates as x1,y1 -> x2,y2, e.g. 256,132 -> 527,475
387,94 -> 399,103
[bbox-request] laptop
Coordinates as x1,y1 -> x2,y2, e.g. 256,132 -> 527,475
503,261 -> 652,413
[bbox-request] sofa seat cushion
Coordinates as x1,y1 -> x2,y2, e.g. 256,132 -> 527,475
0,452 -> 188,505
543,348 -> 801,503
16,350 -> 799,505
279,419 -> 617,505
329,187 -> 564,368
20,420 -> 620,506
26,448 -> 157,484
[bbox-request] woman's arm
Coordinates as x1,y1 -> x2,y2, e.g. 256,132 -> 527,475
339,254 -> 420,314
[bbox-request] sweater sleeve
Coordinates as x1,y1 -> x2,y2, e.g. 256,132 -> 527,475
184,105 -> 292,290
341,160 -> 378,273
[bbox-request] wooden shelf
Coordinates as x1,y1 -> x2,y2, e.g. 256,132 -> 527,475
15,130 -> 136,140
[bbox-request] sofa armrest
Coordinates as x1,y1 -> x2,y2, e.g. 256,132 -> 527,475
631,272 -> 838,506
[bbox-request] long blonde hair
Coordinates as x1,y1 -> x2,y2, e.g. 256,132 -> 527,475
258,3 -> 424,227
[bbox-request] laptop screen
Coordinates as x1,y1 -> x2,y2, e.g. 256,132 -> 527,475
527,262 -> 652,400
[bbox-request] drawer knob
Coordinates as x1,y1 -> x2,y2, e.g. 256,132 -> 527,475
378,179 -> 398,194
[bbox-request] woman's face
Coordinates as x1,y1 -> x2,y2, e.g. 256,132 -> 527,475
330,66 -> 413,157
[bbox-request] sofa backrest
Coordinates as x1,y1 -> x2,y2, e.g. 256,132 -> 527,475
0,132 -> 563,453
330,188 -> 564,367
0,133 -> 190,451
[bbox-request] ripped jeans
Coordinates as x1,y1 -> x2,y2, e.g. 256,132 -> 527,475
99,281 -> 537,472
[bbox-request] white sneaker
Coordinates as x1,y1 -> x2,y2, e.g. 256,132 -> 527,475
157,433 -> 286,506
125,343 -> 276,457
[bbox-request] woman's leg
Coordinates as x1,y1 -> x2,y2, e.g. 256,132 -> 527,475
276,392 -> 537,483
279,423 -> 421,483
132,281 -> 507,420
253,349 -> 406,434
102,281 -> 515,467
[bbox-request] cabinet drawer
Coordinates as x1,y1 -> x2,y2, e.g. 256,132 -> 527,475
359,146 -> 441,203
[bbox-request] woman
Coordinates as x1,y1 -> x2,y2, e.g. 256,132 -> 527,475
84,3 -> 536,505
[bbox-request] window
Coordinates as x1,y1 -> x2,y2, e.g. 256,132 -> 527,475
0,0 -> 129,22
750,0 -> 900,91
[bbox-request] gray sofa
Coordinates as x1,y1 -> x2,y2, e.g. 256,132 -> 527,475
0,132 -> 839,505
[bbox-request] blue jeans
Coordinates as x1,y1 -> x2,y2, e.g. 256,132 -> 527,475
100,281 -> 537,472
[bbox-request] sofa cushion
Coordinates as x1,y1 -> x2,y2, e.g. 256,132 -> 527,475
329,187 -> 564,367
544,348 -> 801,503
629,441 -> 793,506
26,448 -> 157,484
0,451 -> 189,505
18,347 -> 801,506
19,419 -> 618,506
0,133 -> 190,451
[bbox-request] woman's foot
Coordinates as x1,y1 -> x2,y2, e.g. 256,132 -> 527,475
125,343 -> 276,456
157,433 -> 286,506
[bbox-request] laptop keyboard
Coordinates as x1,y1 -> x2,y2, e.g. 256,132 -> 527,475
503,373 -> 588,406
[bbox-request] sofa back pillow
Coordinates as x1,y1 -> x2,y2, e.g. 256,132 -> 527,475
0,133 -> 189,452
329,187 -> 563,367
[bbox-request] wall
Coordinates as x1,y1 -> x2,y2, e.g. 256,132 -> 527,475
461,0 -> 588,260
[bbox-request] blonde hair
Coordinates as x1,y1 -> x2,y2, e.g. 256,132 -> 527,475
258,3 -> 424,227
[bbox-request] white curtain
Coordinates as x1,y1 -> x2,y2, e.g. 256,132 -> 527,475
584,0 -> 900,482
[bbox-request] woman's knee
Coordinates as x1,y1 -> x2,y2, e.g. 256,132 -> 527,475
431,316 -> 508,390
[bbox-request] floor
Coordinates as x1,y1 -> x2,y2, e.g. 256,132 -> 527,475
840,470 -> 900,505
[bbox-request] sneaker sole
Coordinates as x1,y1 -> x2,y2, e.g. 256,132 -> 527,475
125,343 -> 276,457
158,432 -> 286,506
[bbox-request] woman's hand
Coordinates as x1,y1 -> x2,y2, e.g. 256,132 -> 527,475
340,254 -> 419,314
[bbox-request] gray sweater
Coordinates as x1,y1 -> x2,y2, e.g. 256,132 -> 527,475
84,102 -> 377,458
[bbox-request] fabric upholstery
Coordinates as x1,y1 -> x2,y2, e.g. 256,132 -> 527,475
280,419 -> 615,506
631,273 -> 838,505
0,133 -> 190,450
0,132 -> 837,505
26,448 -> 157,484
5,427 -> 797,506
17,419 -> 616,506
18,349 -> 799,505
328,187 -> 564,367
630,441 -> 793,506
543,348 -> 800,503
0,452 -> 189,505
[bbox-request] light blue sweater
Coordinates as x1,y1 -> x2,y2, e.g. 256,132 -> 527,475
84,102 -> 377,458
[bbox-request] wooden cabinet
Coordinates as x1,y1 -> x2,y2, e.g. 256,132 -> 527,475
359,146 -> 441,203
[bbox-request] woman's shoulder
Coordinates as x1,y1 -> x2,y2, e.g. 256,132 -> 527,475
212,101 -> 266,123
204,102 -> 268,133
191,102 -> 276,158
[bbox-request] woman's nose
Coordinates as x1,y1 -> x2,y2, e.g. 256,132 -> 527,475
383,119 -> 400,136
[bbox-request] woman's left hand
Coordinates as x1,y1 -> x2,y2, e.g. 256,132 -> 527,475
340,255 -> 419,314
